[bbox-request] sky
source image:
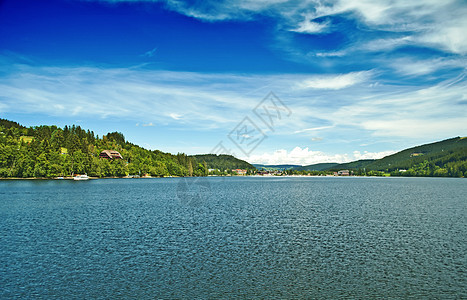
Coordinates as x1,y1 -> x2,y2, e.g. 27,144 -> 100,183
0,0 -> 466,165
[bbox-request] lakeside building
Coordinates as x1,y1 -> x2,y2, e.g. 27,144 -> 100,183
232,169 -> 247,175
99,150 -> 123,160
257,170 -> 283,176
337,170 -> 350,176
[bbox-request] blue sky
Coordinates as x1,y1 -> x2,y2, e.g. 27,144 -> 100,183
1,0 -> 466,165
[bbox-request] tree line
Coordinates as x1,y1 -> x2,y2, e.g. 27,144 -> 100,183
0,119 -> 252,178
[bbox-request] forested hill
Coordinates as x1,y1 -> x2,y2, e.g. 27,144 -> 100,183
253,137 -> 467,177
192,154 -> 255,170
324,137 -> 467,177
253,164 -> 301,171
291,163 -> 339,171
362,137 -> 467,176
0,119 -> 253,178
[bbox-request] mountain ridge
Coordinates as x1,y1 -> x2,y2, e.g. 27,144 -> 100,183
253,137 -> 467,177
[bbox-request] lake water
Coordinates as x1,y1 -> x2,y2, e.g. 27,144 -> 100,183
0,177 -> 466,299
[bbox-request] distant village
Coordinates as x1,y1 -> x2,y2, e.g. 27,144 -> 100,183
254,169 -> 353,176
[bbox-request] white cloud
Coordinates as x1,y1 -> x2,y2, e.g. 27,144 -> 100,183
390,57 -> 466,76
360,119 -> 466,138
245,146 -> 395,165
315,50 -> 347,57
294,126 -> 333,134
314,36 -> 413,58
326,74 -> 467,139
416,16 -> 467,55
363,36 -> 413,52
142,122 -> 154,127
321,0 -> 467,55
297,71 -> 372,90
352,150 -> 396,160
291,15 -> 329,34
169,113 -> 182,120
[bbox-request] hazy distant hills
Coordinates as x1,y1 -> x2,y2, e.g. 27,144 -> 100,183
290,163 -> 340,171
252,164 -> 301,171
256,137 -> 467,173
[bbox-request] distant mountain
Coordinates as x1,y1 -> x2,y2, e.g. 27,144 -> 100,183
253,164 -> 300,171
325,160 -> 376,171
292,163 -> 339,171
363,137 -> 467,172
192,154 -> 255,170
325,137 -> 467,177
253,137 -> 467,177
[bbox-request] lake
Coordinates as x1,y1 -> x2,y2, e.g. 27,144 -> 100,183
0,177 -> 466,299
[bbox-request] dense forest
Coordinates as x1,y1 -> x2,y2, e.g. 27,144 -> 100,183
0,119 -> 254,178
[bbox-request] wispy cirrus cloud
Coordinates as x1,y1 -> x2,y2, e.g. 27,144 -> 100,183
1,62 -> 464,145
313,36 -> 414,58
326,72 -> 467,140
389,57 -> 466,76
297,71 -> 373,90
0,65 -> 258,128
139,0 -> 467,56
142,47 -> 158,57
294,126 -> 334,134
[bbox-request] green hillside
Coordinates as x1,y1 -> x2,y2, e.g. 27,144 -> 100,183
192,154 -> 255,171
326,160 -> 376,171
253,164 -> 301,171
254,137 -> 467,178
365,137 -> 467,171
292,163 -> 339,171
329,137 -> 467,177
0,119 -> 252,178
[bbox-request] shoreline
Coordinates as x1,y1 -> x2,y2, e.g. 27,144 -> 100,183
0,175 -> 464,180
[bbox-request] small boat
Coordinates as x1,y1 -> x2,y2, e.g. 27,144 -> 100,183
73,174 -> 89,181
